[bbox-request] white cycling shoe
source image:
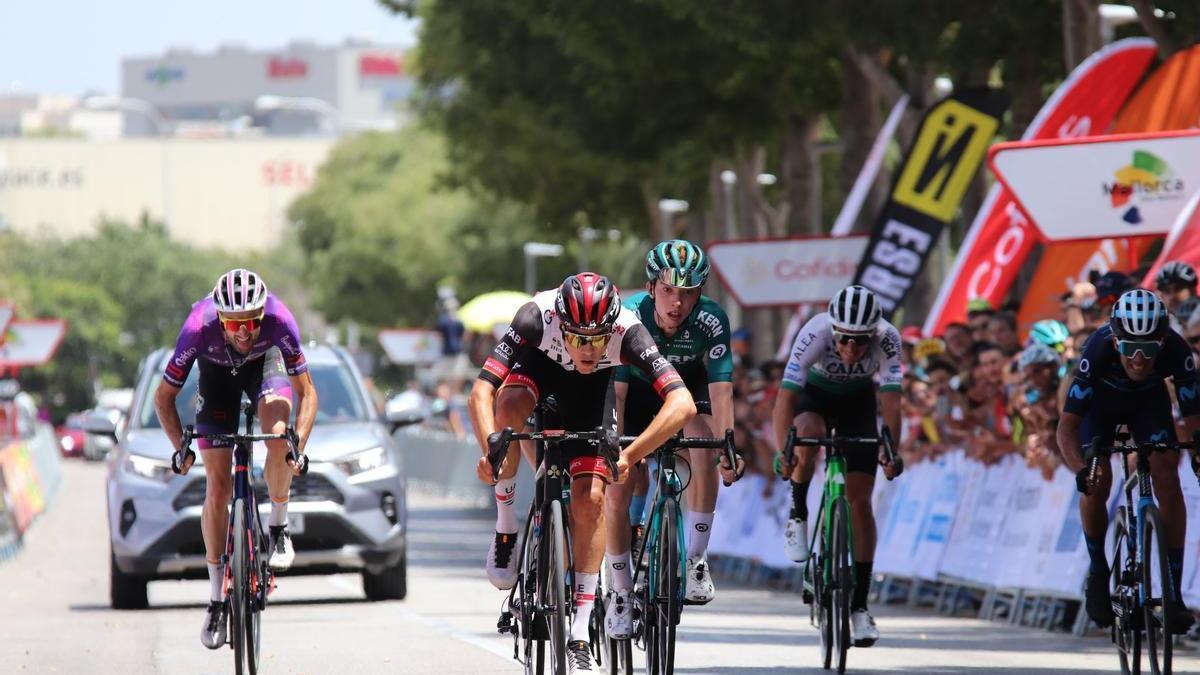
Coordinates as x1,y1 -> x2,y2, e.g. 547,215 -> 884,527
605,589 -> 634,639
200,600 -> 228,649
850,609 -> 879,647
268,526 -> 295,571
784,518 -> 809,562
486,531 -> 519,590
684,556 -> 715,604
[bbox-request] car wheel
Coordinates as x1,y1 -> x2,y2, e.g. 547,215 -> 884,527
362,551 -> 406,601
110,547 -> 149,609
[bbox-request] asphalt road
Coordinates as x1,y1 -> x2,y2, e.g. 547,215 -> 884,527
3,460 -> 1199,674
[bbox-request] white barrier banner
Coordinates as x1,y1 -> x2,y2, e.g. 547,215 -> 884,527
1180,461 -> 1200,606
909,453 -> 965,581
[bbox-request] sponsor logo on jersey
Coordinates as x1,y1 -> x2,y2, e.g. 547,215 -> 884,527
708,344 -> 727,360
495,342 -> 514,358
482,357 -> 509,380
1150,429 -> 1170,442
640,346 -> 660,360
543,309 -> 554,325
824,361 -> 871,377
880,331 -> 899,360
1179,383 -> 1198,401
174,347 -> 198,367
1069,384 -> 1094,400
1186,355 -> 1196,372
651,357 -> 669,371
1078,358 -> 1091,374
506,327 -> 524,345
696,310 -> 724,337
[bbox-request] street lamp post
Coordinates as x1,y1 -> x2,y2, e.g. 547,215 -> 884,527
82,96 -> 171,227
254,95 -> 340,135
657,198 -> 689,240
523,242 -> 565,294
578,227 -> 621,271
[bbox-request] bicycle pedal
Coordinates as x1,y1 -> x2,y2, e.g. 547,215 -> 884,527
497,611 -> 517,635
802,589 -> 814,604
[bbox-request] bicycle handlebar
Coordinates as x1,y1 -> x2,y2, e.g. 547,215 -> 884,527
777,425 -> 902,482
172,424 -> 307,476
1085,437 -> 1200,487
613,429 -> 742,486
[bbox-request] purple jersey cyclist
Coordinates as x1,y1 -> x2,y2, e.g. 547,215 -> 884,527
153,268 -> 319,651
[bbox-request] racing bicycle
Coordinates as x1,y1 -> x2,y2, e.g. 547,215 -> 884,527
172,400 -> 308,675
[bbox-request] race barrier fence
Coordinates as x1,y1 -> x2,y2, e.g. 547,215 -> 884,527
0,392 -> 63,562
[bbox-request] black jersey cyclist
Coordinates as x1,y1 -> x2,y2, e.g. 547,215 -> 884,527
1058,288 -> 1200,631
468,272 -> 696,673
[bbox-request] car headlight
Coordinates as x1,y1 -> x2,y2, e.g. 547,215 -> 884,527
335,446 -> 388,476
124,453 -> 173,483
60,436 -> 76,452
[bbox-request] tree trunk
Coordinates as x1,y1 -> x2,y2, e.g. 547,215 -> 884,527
839,49 -> 886,234
1130,0 -> 1178,59
782,113 -> 821,235
1062,0 -> 1102,71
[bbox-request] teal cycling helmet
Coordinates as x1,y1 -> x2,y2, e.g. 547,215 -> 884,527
646,239 -> 710,288
1027,319 -> 1070,351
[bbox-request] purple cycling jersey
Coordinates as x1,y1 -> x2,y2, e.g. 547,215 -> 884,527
162,293 -> 307,387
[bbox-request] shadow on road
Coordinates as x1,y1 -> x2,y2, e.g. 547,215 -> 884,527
69,595 -> 371,613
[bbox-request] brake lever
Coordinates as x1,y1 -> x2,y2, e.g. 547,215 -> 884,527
172,425 -> 197,475
720,428 -> 741,486
487,428 -> 515,483
778,426 -> 797,482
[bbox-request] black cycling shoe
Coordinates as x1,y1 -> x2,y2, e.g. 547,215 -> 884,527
1168,599 -> 1196,635
567,639 -> 594,673
1085,569 -> 1114,628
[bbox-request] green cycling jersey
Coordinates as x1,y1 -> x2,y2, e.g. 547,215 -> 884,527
614,290 -> 734,384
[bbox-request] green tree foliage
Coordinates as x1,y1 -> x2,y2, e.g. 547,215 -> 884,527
289,125 -> 635,329
0,218 -> 241,420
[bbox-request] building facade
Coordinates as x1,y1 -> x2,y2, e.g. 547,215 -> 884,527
120,40 -> 411,136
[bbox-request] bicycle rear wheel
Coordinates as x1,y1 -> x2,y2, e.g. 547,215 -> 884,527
646,499 -> 680,675
1141,506 -> 1172,675
542,501 -> 569,675
231,499 -> 249,675
830,498 -> 851,674
1112,507 -> 1141,675
245,505 -> 264,675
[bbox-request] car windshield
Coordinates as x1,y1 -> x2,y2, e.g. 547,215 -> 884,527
138,357 -> 371,428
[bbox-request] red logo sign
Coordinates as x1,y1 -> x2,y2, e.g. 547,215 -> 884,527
267,57 -> 308,79
359,54 -> 403,77
261,160 -> 314,188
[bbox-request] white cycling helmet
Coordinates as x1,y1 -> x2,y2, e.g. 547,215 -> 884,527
212,268 -> 268,313
1109,288 -> 1167,341
829,285 -> 881,334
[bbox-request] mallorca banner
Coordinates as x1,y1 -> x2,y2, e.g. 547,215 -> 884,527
923,38 -> 1157,336
853,88 -> 1009,316
989,130 -> 1200,241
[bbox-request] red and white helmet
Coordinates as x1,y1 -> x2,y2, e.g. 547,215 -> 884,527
212,268 -> 268,313
555,273 -> 621,333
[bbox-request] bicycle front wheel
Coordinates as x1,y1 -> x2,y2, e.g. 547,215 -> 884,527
1142,506 -> 1173,675
518,509 -> 543,675
231,499 -> 249,675
830,498 -> 852,674
245,505 -> 264,675
1111,506 -> 1140,675
646,499 -> 680,675
542,501 -> 569,675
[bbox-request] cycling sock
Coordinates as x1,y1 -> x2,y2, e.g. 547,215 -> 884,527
571,572 -> 599,641
207,561 -> 224,602
1168,548 -> 1185,601
608,551 -> 633,592
852,561 -> 873,612
790,480 -> 810,521
495,477 -> 518,534
629,494 -> 647,526
1083,533 -> 1108,576
268,498 -> 288,527
685,511 -> 714,558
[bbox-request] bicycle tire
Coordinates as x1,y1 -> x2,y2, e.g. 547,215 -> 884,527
647,499 -> 679,675
831,498 -> 852,674
231,499 -> 248,675
813,513 -> 832,670
246,505 -> 264,675
1142,506 -> 1173,675
543,501 -> 569,675
1112,507 -> 1141,675
519,511 -> 542,675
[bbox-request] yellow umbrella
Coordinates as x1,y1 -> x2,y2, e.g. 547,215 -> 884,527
457,291 -> 533,333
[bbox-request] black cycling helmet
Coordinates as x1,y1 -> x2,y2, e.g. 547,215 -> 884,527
1155,261 -> 1198,291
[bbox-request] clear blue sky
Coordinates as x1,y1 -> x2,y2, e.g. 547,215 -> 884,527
0,1 -> 420,95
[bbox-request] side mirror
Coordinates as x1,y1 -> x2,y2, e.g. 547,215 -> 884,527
81,410 -> 119,441
385,409 -> 425,434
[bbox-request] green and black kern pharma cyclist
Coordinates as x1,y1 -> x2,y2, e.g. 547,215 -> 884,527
772,285 -> 902,648
603,240 -> 743,640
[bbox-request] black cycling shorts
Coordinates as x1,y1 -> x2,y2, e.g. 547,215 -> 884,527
621,362 -> 711,436
195,348 -> 291,449
499,347 -> 616,481
792,383 -> 878,475
1077,381 -> 1176,451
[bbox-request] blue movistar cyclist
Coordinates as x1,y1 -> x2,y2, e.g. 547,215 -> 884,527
1057,288 -> 1200,632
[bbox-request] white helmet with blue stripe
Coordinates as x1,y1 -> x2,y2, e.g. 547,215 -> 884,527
1109,288 -> 1167,341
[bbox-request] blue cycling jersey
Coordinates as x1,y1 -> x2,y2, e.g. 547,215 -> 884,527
1063,324 -> 1200,418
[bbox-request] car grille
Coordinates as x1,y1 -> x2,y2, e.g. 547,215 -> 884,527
172,473 -> 345,511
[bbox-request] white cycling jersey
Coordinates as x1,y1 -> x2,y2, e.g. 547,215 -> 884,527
781,312 -> 903,394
